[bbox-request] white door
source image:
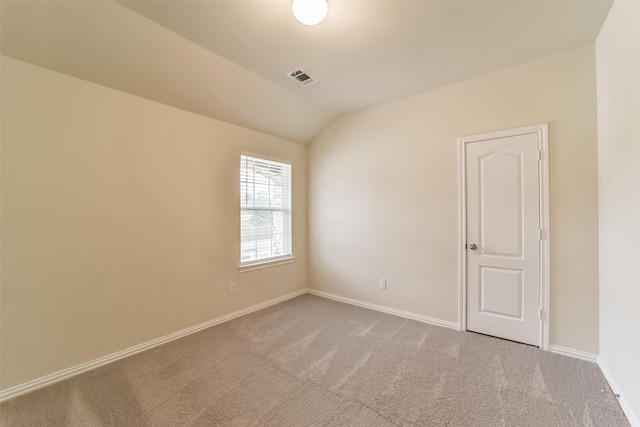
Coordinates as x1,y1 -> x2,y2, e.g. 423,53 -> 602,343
465,131 -> 541,346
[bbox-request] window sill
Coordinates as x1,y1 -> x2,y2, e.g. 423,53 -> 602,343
238,256 -> 295,273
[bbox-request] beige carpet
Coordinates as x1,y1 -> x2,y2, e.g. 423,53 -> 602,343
0,294 -> 630,426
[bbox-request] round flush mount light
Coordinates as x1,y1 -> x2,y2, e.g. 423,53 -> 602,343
292,0 -> 328,26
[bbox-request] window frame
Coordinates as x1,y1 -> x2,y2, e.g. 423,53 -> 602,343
238,153 -> 294,272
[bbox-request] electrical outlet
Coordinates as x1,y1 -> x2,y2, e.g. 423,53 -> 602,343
229,283 -> 236,295
379,279 -> 387,290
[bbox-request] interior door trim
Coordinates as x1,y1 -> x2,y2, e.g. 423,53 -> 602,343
457,123 -> 550,350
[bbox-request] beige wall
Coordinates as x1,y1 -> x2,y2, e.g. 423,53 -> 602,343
308,44 -> 599,353
0,40 -> 612,394
596,0 -> 640,423
0,56 -> 307,390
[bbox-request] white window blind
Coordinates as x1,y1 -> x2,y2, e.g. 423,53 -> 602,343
240,155 -> 292,265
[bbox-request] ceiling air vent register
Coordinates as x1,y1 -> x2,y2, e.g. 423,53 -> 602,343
287,68 -> 317,86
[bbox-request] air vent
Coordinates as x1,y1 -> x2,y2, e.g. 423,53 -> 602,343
287,68 -> 317,86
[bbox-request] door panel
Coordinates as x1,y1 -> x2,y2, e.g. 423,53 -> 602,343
466,133 -> 540,346
479,152 -> 523,257
480,267 -> 523,319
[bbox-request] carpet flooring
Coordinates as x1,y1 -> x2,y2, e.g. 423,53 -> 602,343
0,294 -> 630,426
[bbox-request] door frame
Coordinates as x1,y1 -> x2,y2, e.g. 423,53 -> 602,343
457,123 -> 550,350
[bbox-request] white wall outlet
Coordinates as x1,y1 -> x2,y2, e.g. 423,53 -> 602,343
229,283 -> 236,295
379,279 -> 387,290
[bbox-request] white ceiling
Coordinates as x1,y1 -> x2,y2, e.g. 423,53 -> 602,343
1,0 -> 612,143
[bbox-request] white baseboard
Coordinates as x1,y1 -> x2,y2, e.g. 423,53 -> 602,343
598,357 -> 640,427
0,288 -> 308,403
548,345 -> 599,362
6,286 -> 620,417
308,289 -> 459,330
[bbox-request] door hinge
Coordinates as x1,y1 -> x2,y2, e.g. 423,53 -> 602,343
538,150 -> 542,161
539,309 -> 545,320
539,229 -> 543,240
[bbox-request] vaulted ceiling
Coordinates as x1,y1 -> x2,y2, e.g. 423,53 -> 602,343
1,0 -> 612,143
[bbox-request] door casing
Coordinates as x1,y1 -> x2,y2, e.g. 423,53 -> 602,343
457,123 -> 550,350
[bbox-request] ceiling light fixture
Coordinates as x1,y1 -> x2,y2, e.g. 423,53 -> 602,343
292,0 -> 328,26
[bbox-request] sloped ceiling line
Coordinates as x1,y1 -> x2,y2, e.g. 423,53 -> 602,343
1,0 -> 612,143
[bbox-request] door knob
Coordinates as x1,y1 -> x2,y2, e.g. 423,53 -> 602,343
468,243 -> 477,250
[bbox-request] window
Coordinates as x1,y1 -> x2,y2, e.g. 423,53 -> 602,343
240,154 -> 292,267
